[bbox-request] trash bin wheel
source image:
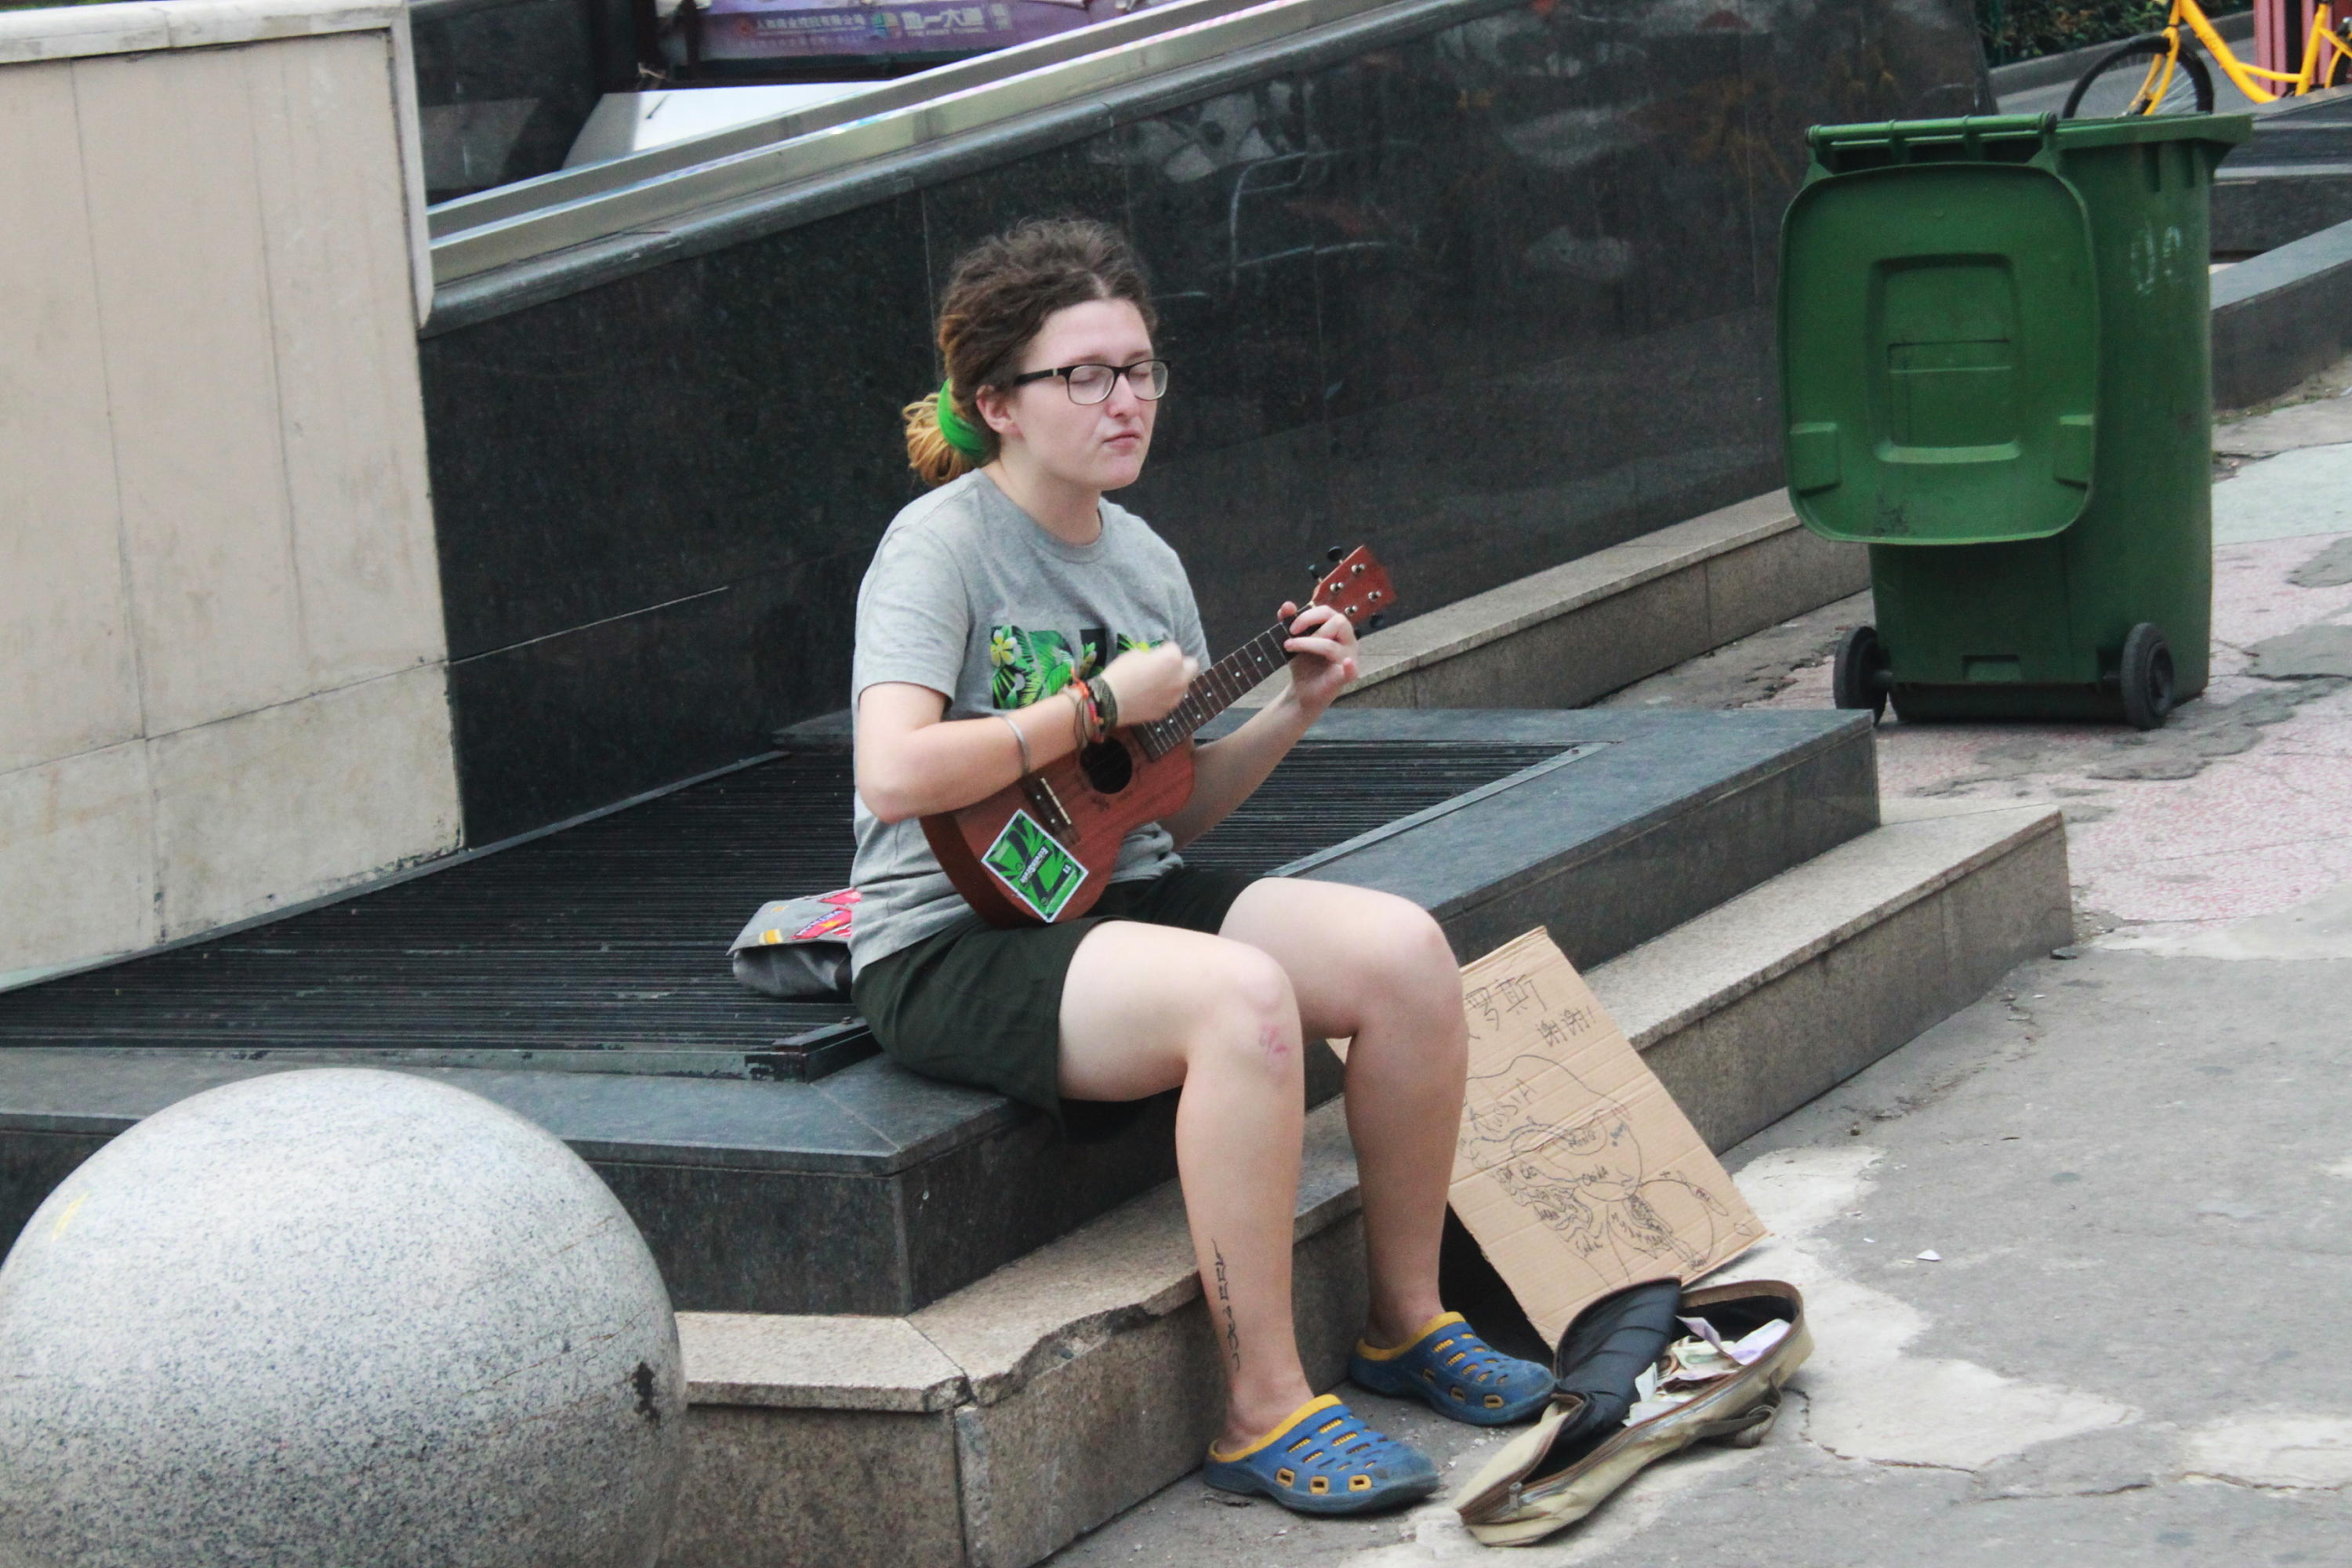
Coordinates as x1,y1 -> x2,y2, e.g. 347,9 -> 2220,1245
2119,622 -> 2176,731
1832,624 -> 1892,723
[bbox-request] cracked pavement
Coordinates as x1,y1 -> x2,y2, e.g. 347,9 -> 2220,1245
1042,376 -> 2352,1565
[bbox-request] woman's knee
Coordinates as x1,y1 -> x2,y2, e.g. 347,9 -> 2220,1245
1184,944 -> 1303,1078
1345,902 -> 1467,1079
1355,898 -> 1459,1003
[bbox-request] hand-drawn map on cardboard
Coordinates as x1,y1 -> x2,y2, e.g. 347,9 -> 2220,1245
1450,928 -> 1766,1347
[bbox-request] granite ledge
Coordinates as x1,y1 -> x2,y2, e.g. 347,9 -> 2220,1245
1592,802 -> 2067,1051
667,803 -> 2063,1422
1236,488 -> 1802,707
2212,210 -> 2352,310
678,1088 -> 1363,1414
681,1314 -> 969,1414
0,1050 -> 1031,1178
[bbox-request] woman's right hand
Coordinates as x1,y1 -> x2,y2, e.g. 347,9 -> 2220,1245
1097,643 -> 1198,726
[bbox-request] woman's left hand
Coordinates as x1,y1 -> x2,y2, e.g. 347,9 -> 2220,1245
1279,600 -> 1359,717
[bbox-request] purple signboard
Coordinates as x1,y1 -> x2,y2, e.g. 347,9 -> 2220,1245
695,0 -> 1120,60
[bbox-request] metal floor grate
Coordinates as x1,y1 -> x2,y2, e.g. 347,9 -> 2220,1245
0,741 -> 1580,1079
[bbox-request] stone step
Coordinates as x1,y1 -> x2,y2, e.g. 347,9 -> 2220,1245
0,709 -> 1871,1323
654,800 -> 2071,1568
2214,166 -> 2352,258
1590,800 -> 2071,1155
1233,488 -> 1867,714
2213,211 -> 2352,411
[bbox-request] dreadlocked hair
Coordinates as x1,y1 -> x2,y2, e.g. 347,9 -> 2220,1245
902,217 -> 1158,487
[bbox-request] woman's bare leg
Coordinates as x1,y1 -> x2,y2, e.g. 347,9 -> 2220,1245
1058,920 -> 1314,1447
1217,880 -> 1468,1349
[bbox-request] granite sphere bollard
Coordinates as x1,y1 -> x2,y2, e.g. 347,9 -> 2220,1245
0,1069 -> 685,1568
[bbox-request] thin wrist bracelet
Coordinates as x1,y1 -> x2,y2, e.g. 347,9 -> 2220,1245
996,712 -> 1033,775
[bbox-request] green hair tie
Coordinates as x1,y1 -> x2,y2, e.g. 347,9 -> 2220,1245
935,379 -> 990,461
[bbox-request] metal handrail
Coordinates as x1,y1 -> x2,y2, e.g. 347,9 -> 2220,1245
428,0 -> 1260,238
426,0 -> 1406,287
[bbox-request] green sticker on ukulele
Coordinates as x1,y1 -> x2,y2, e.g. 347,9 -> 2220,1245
981,811 -> 1088,921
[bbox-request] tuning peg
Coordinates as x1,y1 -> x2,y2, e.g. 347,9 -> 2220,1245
1308,563 -> 1325,578
1368,614 -> 1386,631
1325,545 -> 1346,562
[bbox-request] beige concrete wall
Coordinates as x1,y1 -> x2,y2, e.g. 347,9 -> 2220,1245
0,3 -> 456,983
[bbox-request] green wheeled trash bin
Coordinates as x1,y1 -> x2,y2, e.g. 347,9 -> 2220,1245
1779,111 -> 2250,729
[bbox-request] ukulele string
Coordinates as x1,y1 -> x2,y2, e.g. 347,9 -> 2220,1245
1138,622 -> 1294,760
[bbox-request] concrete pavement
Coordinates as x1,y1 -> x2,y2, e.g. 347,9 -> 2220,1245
1050,942 -> 2352,1567
1039,374 -> 2352,1566
1607,365 -> 2352,945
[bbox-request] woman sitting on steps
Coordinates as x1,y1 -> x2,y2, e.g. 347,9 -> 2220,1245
848,216 -> 1552,1515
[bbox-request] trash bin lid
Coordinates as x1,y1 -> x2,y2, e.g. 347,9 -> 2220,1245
1806,111 -> 2251,173
1780,160 -> 2098,546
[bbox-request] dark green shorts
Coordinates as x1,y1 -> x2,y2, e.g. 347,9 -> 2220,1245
851,866 -> 1259,1129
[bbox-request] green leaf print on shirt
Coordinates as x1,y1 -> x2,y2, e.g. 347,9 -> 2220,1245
989,626 -> 1167,709
989,626 -> 1076,710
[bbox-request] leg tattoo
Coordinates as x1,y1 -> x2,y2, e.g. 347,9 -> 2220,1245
1212,1240 -> 1242,1374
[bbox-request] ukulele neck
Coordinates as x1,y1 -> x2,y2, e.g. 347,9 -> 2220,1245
1134,622 -> 1291,760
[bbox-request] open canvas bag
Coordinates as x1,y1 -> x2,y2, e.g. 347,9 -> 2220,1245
1452,1278 -> 1811,1546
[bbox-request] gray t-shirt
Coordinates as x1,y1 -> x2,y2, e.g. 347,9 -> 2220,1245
848,470 -> 1210,973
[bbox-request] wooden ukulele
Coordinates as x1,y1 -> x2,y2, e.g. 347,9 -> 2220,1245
923,546 -> 1399,927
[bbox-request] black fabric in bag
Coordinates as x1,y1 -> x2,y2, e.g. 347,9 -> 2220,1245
1543,1277 -> 1686,1461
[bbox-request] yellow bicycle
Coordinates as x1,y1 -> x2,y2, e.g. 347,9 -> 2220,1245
2062,0 -> 2352,114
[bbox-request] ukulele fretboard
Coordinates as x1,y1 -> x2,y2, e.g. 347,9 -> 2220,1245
1136,622 -> 1293,760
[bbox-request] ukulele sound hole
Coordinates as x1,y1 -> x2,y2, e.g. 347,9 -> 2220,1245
1078,739 -> 1134,795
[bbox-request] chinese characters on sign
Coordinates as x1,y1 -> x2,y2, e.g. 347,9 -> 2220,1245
1448,929 -> 1766,1346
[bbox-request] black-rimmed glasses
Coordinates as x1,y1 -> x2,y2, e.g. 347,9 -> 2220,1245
1007,358 -> 1170,406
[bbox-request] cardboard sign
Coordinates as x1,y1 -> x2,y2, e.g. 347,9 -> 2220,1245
1451,929 -> 1766,1347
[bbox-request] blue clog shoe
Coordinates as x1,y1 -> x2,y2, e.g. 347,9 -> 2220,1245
1202,1394 -> 1440,1515
1348,1311 -> 1553,1425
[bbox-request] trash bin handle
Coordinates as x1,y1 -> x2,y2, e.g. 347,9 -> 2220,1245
1806,112 -> 2060,168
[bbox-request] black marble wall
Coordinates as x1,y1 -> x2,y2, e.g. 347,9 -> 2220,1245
418,0 -> 1987,844
411,0 -> 637,201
